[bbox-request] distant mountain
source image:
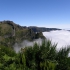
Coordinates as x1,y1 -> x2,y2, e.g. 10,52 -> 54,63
28,26 -> 61,32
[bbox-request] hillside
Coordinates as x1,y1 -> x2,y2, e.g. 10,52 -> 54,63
0,20 -> 44,47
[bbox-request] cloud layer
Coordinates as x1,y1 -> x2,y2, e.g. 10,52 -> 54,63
43,30 -> 70,50
13,30 -> 70,56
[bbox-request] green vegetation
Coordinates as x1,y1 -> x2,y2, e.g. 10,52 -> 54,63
0,40 -> 70,70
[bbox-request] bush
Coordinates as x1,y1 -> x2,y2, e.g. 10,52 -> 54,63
0,39 -> 70,70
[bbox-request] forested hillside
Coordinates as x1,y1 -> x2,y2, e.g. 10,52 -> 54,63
0,40 -> 70,70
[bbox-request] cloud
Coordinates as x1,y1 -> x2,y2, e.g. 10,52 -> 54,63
13,30 -> 70,56
13,38 -> 42,53
43,30 -> 70,50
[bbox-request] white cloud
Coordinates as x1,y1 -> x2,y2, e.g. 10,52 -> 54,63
43,30 -> 70,50
13,38 -> 42,53
13,30 -> 70,56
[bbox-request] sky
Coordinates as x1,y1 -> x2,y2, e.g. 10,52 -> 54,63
0,0 -> 70,29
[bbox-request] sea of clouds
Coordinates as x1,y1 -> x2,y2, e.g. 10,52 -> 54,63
13,30 -> 70,56
43,30 -> 70,50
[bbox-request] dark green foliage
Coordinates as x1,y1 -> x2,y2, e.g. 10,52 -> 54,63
0,40 -> 70,70
35,32 -> 45,39
56,47 -> 70,70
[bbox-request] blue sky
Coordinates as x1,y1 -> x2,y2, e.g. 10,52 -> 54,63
0,0 -> 70,29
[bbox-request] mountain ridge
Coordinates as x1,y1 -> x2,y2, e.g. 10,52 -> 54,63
0,20 -> 44,47
0,20 -> 62,47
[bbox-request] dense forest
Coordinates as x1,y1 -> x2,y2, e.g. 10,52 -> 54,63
0,40 -> 70,70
